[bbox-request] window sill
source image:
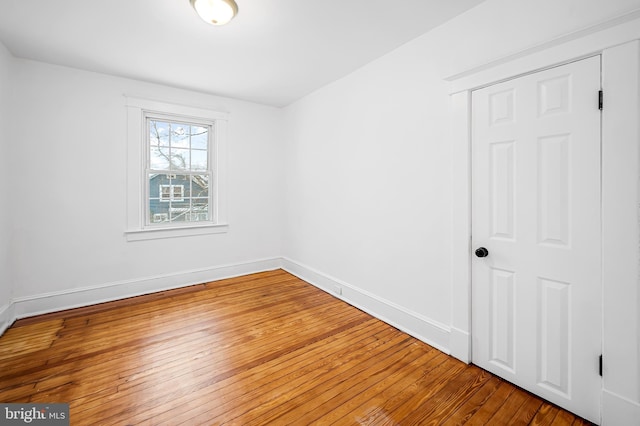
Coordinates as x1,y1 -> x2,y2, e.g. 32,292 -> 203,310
125,223 -> 229,241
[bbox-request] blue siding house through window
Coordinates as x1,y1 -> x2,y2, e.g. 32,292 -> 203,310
149,173 -> 209,223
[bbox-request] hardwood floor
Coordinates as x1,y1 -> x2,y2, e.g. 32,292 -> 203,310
0,270 -> 593,425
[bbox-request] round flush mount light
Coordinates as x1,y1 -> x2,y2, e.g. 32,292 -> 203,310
190,0 -> 239,26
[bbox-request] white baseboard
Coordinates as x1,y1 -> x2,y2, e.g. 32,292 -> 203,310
449,327 -> 471,363
0,302 -> 15,336
11,257 -> 282,321
2,257 -> 454,359
281,257 -> 451,354
602,389 -> 640,426
6,256 -> 453,360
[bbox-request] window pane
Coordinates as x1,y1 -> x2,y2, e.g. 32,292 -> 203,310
191,175 -> 209,198
191,149 -> 207,171
149,173 -> 162,199
150,174 -> 175,200
172,185 -> 184,200
191,126 -> 208,150
151,213 -> 169,223
146,117 -> 213,227
192,199 -> 209,221
150,147 -> 170,170
170,148 -> 190,170
172,174 -> 191,198
169,201 -> 190,222
149,194 -> 169,221
171,124 -> 190,149
150,121 -> 170,146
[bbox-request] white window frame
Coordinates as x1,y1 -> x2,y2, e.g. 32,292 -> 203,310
125,96 -> 228,241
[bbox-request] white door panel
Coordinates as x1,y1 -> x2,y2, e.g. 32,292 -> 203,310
471,56 -> 601,423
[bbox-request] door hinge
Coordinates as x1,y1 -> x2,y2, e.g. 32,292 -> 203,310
599,354 -> 603,376
599,90 -> 603,110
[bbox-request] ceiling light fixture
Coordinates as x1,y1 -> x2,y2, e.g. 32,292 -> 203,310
190,0 -> 238,26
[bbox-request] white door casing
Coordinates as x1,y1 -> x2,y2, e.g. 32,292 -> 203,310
471,56 -> 602,423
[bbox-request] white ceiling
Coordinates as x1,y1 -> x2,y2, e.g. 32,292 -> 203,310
0,0 -> 485,107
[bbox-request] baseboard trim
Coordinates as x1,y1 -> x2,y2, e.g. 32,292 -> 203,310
449,327 -> 471,363
12,257 -> 282,321
281,257 -> 451,354
0,302 -> 15,336
602,389 -> 640,425
7,257 -> 453,358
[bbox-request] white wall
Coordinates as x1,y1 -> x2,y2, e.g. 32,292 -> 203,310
283,0 -> 640,338
0,41 -> 13,332
0,0 -> 639,422
282,0 -> 640,423
283,57 -> 454,322
7,59 -> 284,314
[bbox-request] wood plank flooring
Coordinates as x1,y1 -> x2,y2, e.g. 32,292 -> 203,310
0,270 -> 593,425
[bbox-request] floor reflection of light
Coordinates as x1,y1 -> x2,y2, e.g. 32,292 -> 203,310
356,408 -> 402,426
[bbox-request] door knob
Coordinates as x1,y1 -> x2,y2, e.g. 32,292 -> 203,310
475,247 -> 489,258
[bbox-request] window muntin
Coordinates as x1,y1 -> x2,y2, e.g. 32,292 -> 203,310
146,118 -> 213,227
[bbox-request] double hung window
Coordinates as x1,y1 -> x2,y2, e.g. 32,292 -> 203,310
147,117 -> 211,225
125,97 -> 228,241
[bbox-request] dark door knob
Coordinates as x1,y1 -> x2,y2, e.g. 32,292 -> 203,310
475,247 -> 489,258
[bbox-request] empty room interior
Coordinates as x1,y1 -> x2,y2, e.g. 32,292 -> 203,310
1,0 -> 640,424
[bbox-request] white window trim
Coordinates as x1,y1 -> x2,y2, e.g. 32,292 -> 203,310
125,96 -> 228,241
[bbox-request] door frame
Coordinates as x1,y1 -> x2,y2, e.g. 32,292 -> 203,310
447,17 -> 640,425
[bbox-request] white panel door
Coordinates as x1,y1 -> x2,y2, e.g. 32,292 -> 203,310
471,56 -> 601,423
